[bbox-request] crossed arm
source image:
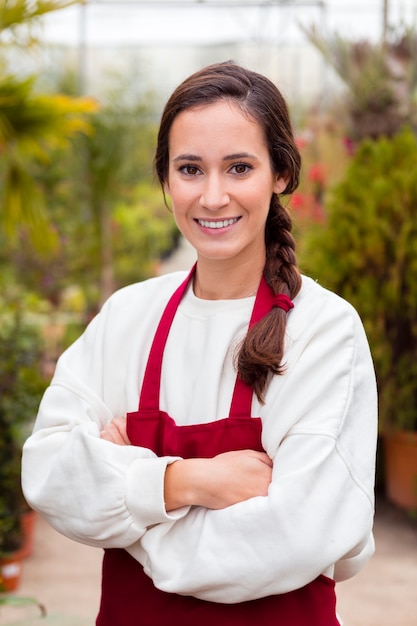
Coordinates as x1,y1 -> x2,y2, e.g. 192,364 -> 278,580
100,417 -> 273,511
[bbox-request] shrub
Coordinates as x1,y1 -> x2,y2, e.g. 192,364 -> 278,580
301,127 -> 417,431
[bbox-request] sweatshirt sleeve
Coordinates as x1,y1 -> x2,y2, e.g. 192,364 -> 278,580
21,291 -> 190,548
128,289 -> 378,603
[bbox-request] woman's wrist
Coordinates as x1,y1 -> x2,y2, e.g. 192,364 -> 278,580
164,458 -> 203,512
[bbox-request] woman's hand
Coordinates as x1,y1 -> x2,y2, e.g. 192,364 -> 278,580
164,449 -> 273,512
100,417 -> 131,445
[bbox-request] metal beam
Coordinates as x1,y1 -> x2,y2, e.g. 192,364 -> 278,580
83,1 -> 324,7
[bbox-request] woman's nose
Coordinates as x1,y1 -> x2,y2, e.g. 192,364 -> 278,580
199,175 -> 230,211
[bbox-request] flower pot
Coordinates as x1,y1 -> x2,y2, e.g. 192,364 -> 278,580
384,431 -> 417,510
19,509 -> 38,559
0,552 -> 23,592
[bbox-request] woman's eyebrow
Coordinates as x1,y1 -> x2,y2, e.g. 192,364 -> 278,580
223,152 -> 257,161
173,152 -> 258,162
173,154 -> 201,162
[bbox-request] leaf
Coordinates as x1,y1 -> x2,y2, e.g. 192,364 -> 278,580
0,593 -> 46,616
0,0 -> 80,34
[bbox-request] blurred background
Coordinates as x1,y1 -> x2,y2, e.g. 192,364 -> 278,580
0,1 -> 417,624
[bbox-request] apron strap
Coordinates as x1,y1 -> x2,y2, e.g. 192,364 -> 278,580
138,265 -> 275,417
138,265 -> 196,411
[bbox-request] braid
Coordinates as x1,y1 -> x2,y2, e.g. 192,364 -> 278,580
237,196 -> 301,403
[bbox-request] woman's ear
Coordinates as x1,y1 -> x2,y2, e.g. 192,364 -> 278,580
273,174 -> 289,195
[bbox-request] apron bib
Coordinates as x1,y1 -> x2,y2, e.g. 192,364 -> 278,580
97,267 -> 338,625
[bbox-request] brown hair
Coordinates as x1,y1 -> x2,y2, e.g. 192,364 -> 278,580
154,61 -> 302,402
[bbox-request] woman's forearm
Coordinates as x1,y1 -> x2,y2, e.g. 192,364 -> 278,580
164,450 -> 273,511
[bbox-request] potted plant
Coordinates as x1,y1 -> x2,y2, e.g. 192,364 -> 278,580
0,301 -> 47,590
300,127 -> 417,510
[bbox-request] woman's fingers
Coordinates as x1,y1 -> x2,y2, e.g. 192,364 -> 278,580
100,417 -> 131,445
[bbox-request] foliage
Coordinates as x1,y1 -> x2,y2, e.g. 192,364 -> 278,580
289,114 -> 352,241
0,297 -> 47,554
0,0 -> 97,251
76,97 -> 159,302
113,182 -> 179,286
303,25 -> 417,140
0,83 -> 179,310
0,174 -> 179,315
0,72 -> 97,250
300,127 -> 417,432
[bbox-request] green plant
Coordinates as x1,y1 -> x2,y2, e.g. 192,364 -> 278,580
300,127 -> 417,432
0,301 -> 47,554
0,593 -> 46,617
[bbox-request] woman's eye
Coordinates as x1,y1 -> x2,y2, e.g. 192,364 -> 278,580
179,165 -> 200,176
231,163 -> 252,175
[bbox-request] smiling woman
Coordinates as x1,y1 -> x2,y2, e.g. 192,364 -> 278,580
22,62 -> 377,626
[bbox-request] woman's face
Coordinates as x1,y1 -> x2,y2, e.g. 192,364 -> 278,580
164,100 -> 287,268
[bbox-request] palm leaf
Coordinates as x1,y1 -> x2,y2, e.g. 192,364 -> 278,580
0,73 -> 97,249
0,0 -> 80,34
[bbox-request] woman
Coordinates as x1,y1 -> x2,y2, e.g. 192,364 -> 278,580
22,62 -> 377,625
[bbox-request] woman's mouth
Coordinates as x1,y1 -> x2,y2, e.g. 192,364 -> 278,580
196,217 -> 240,229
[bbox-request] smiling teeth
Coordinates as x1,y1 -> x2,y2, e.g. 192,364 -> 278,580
198,218 -> 239,229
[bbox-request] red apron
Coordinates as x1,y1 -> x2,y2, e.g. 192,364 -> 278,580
97,268 -> 338,625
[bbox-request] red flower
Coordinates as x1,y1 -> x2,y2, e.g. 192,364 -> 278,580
308,163 -> 326,185
289,192 -> 306,209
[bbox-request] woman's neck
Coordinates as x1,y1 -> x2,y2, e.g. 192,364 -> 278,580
193,258 -> 265,300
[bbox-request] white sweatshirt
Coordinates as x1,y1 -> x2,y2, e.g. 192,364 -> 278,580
22,271 -> 377,604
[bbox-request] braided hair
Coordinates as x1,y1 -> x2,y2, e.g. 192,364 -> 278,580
154,61 -> 302,402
